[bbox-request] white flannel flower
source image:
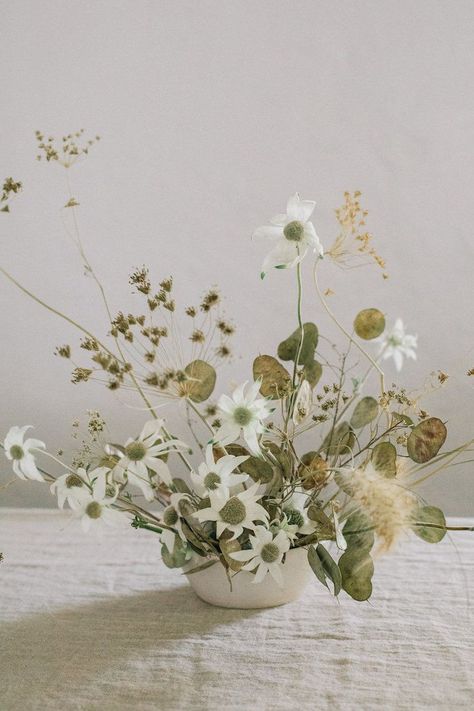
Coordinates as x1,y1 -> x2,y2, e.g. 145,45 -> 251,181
230,526 -> 291,586
3,426 -> 45,481
109,419 -> 188,501
282,491 -> 317,541
191,444 -> 249,497
69,473 -> 123,532
193,481 -> 269,539
50,467 -> 92,509
215,381 -> 273,456
376,318 -> 417,372
253,193 -> 323,278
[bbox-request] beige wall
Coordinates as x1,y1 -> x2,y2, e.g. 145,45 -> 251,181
1,0 -> 473,513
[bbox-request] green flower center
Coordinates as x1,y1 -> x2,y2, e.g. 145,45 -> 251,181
233,406 -> 253,427
163,506 -> 178,526
10,445 -> 24,460
260,542 -> 280,563
283,220 -> 304,242
204,472 -> 221,490
388,335 -> 402,347
66,474 -> 84,489
86,501 -> 102,519
125,441 -> 147,461
286,509 -> 305,527
219,497 -> 246,525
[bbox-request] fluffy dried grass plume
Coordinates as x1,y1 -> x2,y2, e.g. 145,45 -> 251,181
342,462 -> 418,553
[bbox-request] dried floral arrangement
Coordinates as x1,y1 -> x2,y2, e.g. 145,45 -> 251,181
1,131 -> 473,602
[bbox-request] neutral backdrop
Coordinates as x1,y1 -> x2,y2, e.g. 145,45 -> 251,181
1,0 -> 473,513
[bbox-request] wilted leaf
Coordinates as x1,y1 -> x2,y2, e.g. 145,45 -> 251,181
350,396 -> 379,429
354,309 -> 385,340
407,418 -> 447,463
184,359 -> 216,403
277,322 -> 318,366
411,505 -> 447,543
298,452 -> 329,489
253,355 -> 291,399
371,441 -> 397,478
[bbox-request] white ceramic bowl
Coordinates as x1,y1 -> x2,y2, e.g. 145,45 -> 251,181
186,547 -> 311,609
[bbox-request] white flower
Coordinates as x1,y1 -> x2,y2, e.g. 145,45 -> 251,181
376,318 -> 417,372
3,426 -> 45,481
230,526 -> 291,586
253,193 -> 323,277
193,481 -> 269,539
109,419 -> 188,501
50,467 -> 91,509
191,444 -> 249,497
69,474 -> 122,532
282,491 -> 317,541
292,380 -> 312,425
215,381 -> 273,456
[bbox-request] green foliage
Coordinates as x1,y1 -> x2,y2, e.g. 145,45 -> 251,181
303,359 -> 323,387
411,505 -> 447,543
353,308 -> 385,340
161,539 -> 189,568
343,511 -> 374,552
350,396 -> 379,429
184,359 -> 216,402
277,322 -> 318,366
338,548 -> 374,601
321,421 -> 355,457
371,441 -> 397,478
307,544 -> 342,594
253,355 -> 291,399
407,417 -> 447,463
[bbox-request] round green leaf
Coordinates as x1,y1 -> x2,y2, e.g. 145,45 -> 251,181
407,417 -> 447,463
253,355 -> 291,399
184,359 -> 216,403
354,309 -> 386,340
277,322 -> 318,366
339,549 -> 374,601
322,421 -> 355,457
304,359 -> 323,388
371,441 -> 397,478
343,511 -> 374,552
412,505 -> 447,543
350,396 -> 379,429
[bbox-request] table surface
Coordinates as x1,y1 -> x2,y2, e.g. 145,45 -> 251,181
1,509 -> 473,711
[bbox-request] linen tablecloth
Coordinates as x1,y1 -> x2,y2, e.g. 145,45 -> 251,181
1,509 -> 473,711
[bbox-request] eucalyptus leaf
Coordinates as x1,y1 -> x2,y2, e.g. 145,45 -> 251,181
184,560 -> 217,575
350,396 -> 379,429
371,441 -> 397,478
411,505 -> 447,543
277,322 -> 318,366
317,543 -> 342,595
304,359 -> 323,388
253,355 -> 291,399
321,421 -> 355,457
354,309 -> 385,340
339,548 -> 374,601
407,417 -> 447,463
184,359 -> 216,403
307,545 -> 328,589
172,478 -> 191,494
343,511 -> 374,552
220,537 -> 244,571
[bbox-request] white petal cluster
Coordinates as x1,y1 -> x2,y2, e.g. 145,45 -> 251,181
230,526 -> 291,586
215,380 -> 273,456
253,193 -> 323,277
3,426 -> 45,481
190,444 -> 249,497
376,318 -> 417,372
193,481 -> 269,539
